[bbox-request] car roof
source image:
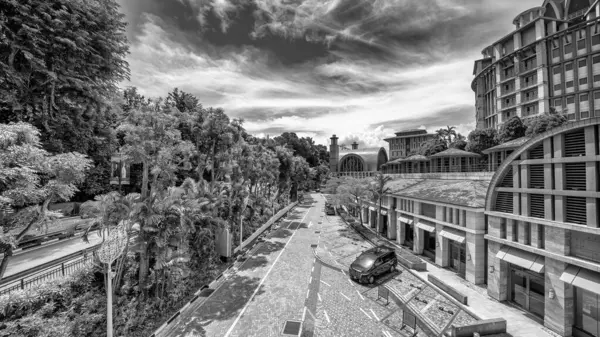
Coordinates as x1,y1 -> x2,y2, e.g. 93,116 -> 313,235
366,245 -> 394,256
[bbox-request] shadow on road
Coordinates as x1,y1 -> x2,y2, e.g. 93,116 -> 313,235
166,274 -> 266,337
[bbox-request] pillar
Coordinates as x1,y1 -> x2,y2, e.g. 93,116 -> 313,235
544,258 -> 574,336
399,220 -> 406,245
435,224 -> 448,267
487,241 -> 509,301
414,228 -> 424,255
466,232 -> 486,285
388,210 -> 397,240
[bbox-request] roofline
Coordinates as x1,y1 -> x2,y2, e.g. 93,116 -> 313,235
586,0 -> 599,16
512,7 -> 545,25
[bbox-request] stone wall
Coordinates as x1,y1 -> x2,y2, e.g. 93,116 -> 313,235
544,258 -> 573,336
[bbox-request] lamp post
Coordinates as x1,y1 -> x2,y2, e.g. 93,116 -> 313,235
97,226 -> 128,337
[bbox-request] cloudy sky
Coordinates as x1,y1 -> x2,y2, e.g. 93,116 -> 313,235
117,0 -> 541,148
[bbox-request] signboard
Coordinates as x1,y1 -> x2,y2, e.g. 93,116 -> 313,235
377,286 -> 389,305
402,310 -> 417,331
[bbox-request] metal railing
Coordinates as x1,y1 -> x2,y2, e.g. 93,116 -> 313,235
0,245 -> 100,296
383,163 -> 504,174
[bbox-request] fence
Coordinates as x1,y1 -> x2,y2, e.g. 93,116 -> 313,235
0,245 -> 99,296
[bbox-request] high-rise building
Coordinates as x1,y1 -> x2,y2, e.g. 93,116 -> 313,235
472,0 -> 600,130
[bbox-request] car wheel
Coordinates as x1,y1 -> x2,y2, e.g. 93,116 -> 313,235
368,275 -> 375,284
390,264 -> 396,272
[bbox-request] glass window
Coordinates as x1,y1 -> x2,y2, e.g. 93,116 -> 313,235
581,93 -> 589,102
579,59 -> 587,67
575,287 -> 600,337
566,62 -> 574,71
538,225 -> 545,249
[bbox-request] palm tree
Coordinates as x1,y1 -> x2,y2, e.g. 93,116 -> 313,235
445,125 -> 457,144
370,173 -> 392,236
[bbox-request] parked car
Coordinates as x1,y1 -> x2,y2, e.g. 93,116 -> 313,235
349,245 -> 397,284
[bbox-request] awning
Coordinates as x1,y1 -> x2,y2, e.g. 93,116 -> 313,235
439,228 -> 466,244
369,206 -> 376,211
496,246 -> 545,273
398,216 -> 413,225
560,265 -> 600,295
416,221 -> 436,233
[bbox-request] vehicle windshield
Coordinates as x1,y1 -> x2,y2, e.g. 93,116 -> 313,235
355,254 -> 376,269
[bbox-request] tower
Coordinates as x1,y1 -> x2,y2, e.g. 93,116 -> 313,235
329,134 -> 339,174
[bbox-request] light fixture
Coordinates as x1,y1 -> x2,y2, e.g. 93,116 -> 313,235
489,266 -> 495,274
467,254 -> 472,261
549,289 -> 555,299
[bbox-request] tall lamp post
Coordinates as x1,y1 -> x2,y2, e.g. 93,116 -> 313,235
97,227 -> 128,337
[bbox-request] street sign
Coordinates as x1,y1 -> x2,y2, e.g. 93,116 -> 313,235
402,310 -> 417,332
377,286 -> 389,305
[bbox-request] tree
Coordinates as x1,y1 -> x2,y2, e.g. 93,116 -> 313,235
336,177 -> 373,225
0,122 -> 92,279
497,116 -> 526,143
369,173 -> 392,235
524,113 -> 568,137
445,125 -> 457,144
418,138 -> 448,156
465,128 -> 499,154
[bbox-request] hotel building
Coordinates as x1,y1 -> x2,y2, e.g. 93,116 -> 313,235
472,0 -> 600,130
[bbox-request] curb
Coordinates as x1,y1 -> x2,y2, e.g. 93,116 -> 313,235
0,231 -> 87,259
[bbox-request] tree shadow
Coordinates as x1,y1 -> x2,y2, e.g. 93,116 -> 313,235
164,273 -> 267,337
236,240 -> 287,272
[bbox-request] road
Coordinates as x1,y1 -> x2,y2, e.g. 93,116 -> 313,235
3,231 -> 102,278
158,193 -> 415,337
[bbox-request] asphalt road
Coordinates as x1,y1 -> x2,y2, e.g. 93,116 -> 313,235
3,232 -> 102,278
158,193 -> 410,337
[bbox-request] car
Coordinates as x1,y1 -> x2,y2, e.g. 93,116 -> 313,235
349,245 -> 397,284
315,188 -> 320,192
325,207 -> 335,215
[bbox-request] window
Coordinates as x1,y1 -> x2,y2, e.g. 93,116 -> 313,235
579,58 -> 587,67
567,81 -> 574,88
595,75 -> 600,82
554,98 -> 562,107
512,221 -> 518,242
594,55 -> 600,64
500,220 -> 507,239
552,48 -> 560,58
553,66 -> 562,74
580,77 -> 588,85
574,288 -> 600,336
537,225 -> 544,249
581,93 -> 589,102
566,62 -> 574,71
524,222 -> 531,245
554,84 -> 562,91
567,96 -> 576,104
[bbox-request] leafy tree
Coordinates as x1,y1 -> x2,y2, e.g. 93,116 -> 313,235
524,113 -> 568,137
0,0 -> 130,199
418,138 -> 448,156
369,173 -> 392,234
336,177 -> 373,225
0,122 -> 92,278
497,116 -> 526,143
445,125 -> 457,144
465,128 -> 499,154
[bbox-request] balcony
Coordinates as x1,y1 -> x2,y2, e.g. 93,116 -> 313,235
520,59 -> 538,73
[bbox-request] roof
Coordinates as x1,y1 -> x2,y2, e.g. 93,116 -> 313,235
401,154 -> 429,161
482,137 -> 531,154
387,178 -> 491,208
339,147 -> 387,172
430,148 -> 481,158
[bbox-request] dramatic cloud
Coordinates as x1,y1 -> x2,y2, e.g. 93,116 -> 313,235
117,0 -> 541,148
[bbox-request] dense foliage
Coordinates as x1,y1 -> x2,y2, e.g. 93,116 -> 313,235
497,116 -> 526,144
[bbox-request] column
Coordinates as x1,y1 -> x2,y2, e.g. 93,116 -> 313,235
554,134 -> 566,222
435,224 -> 448,267
544,258 -> 574,336
520,151 -> 530,217
414,228 -> 424,255
466,232 -> 485,285
388,210 -> 397,240
487,241 -> 509,301
544,138 -> 554,219
399,220 -> 406,245
585,126 -> 599,227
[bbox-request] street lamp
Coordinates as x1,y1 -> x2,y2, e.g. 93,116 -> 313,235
97,226 -> 128,337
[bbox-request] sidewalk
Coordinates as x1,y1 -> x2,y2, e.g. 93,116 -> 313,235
344,215 -> 559,337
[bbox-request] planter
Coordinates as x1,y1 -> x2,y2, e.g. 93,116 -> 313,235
428,274 -> 468,305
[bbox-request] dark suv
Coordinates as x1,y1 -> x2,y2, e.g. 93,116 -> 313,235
349,245 -> 397,284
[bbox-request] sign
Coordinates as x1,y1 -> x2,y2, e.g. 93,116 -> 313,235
402,310 -> 417,331
216,228 -> 232,257
377,286 -> 389,305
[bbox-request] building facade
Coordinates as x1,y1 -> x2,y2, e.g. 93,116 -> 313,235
473,0 -> 600,130
328,134 -> 388,178
486,118 -> 600,337
383,129 -> 436,160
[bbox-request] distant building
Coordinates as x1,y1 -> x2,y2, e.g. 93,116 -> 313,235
328,135 -> 388,178
472,0 -> 600,130
383,129 -> 436,160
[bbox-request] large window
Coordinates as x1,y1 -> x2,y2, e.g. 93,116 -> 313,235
574,287 -> 600,337
421,203 -> 436,218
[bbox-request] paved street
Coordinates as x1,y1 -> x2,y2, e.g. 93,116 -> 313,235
158,194 -> 410,337
3,232 -> 102,277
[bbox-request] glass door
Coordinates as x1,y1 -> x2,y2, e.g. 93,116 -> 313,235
449,241 -> 466,278
509,267 -> 546,320
404,223 -> 414,248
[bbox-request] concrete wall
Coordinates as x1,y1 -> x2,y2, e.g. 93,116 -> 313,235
544,258 -> 573,336
466,232 -> 486,285
487,241 -> 508,301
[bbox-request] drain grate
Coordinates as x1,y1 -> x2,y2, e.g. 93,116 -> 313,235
198,288 -> 215,297
282,320 -> 302,336
310,244 -> 317,248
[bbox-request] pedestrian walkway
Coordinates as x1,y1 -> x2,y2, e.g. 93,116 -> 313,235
345,216 -> 559,337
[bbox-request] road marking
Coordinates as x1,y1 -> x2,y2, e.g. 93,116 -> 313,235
223,207 -> 310,337
306,289 -> 310,299
320,280 -> 331,287
312,266 -> 314,272
324,310 -> 331,323
370,309 -> 380,321
382,330 -> 392,337
302,306 -> 307,321
356,290 -> 364,300
360,307 -> 372,320
318,293 -> 322,302
339,292 -> 351,301
347,278 -> 353,286
309,276 -> 312,284
328,251 -> 333,256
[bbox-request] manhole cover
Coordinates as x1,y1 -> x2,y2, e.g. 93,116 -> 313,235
199,288 -> 215,297
282,320 -> 302,335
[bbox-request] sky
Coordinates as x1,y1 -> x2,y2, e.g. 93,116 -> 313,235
116,0 -> 542,149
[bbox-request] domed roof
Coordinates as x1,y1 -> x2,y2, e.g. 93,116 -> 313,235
339,147 -> 388,171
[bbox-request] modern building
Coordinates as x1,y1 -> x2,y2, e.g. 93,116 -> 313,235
328,134 -> 388,178
486,118 -> 600,337
382,148 -> 485,174
472,0 -> 600,130
383,129 -> 437,160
